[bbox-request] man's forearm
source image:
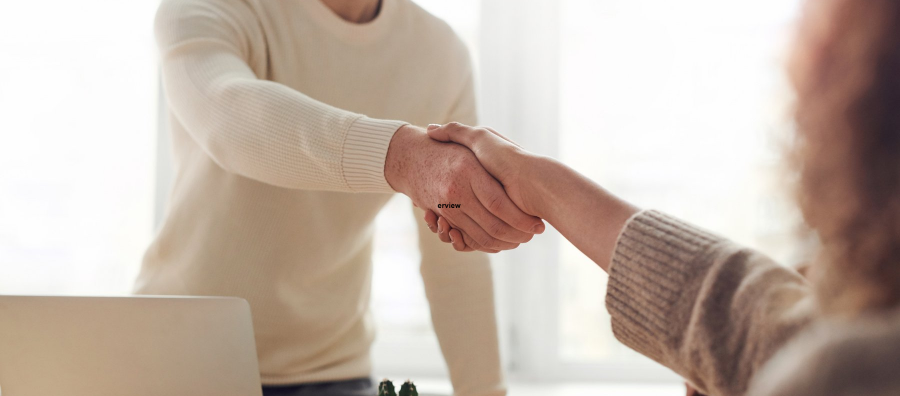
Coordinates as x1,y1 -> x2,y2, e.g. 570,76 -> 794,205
384,124 -> 423,194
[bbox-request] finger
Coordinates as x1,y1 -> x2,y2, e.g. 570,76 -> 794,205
445,211 -> 517,251
467,188 -> 536,243
441,217 -> 481,252
439,218 -> 474,252
483,127 -> 523,148
448,228 -> 467,251
472,176 -> 545,235
436,216 -> 452,244
455,228 -> 497,253
424,210 -> 438,233
427,122 -> 485,149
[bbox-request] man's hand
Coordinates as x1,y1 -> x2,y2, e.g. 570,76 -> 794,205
384,125 -> 545,253
418,122 -> 547,251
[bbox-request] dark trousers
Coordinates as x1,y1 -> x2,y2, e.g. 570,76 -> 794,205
262,378 -> 375,396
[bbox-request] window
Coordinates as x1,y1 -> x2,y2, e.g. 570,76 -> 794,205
0,1 -> 158,295
555,0 -> 804,378
471,0 -> 806,382
1,0 -> 810,387
353,0 -> 810,383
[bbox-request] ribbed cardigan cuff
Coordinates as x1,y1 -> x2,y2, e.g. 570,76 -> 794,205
605,210 -> 723,364
341,116 -> 408,193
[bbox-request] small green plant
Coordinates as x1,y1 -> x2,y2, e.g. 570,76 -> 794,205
398,380 -> 418,396
378,378 -> 417,396
378,379 -> 396,396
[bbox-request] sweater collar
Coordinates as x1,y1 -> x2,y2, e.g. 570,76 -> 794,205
300,0 -> 399,45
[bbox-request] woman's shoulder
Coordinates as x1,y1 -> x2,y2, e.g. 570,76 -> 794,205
749,309 -> 900,396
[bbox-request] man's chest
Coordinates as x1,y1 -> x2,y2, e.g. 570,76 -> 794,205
259,36 -> 453,126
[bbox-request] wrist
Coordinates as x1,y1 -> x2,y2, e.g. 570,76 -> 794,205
527,155 -> 564,220
384,124 -> 424,194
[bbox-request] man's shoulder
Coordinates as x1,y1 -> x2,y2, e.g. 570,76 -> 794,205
396,0 -> 471,63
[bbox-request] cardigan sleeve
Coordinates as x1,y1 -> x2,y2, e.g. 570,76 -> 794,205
155,0 -> 408,192
605,210 -> 818,396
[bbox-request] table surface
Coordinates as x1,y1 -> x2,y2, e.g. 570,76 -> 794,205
408,379 -> 684,396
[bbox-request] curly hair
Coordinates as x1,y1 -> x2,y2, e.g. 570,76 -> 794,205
792,0 -> 900,314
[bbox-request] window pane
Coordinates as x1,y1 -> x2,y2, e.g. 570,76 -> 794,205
0,1 -> 158,295
557,0 -> 804,363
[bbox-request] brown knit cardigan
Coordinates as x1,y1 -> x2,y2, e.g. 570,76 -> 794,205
606,210 -> 900,396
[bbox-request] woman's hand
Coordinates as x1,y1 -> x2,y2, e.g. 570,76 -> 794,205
423,122 -> 546,251
423,122 -> 639,264
426,123 -> 545,217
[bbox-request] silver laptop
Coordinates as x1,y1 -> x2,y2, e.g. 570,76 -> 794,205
0,295 -> 262,396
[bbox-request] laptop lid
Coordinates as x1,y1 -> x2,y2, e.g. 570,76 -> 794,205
0,295 -> 262,396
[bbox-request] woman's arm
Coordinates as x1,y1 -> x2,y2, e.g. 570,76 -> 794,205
524,156 -> 639,271
425,123 -> 637,270
424,123 -> 819,395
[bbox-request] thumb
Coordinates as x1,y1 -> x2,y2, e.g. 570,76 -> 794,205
426,122 -> 479,149
426,123 -> 452,143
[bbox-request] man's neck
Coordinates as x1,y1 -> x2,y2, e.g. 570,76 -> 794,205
320,0 -> 382,24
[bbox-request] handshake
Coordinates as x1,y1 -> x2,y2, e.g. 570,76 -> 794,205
384,122 -> 548,253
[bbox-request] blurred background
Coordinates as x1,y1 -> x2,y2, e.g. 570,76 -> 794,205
0,0 -> 805,393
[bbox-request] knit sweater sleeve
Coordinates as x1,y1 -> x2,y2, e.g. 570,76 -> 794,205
155,0 -> 407,192
605,210 -> 818,396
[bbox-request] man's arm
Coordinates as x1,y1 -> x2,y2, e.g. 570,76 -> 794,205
157,0 -> 541,249
157,0 -> 406,192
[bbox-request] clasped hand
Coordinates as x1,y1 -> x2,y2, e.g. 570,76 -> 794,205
384,124 -> 544,253
390,122 -> 544,253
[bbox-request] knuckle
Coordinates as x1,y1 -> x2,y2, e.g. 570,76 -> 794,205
464,236 -> 481,250
486,193 -> 504,213
474,233 -> 493,249
438,182 -> 456,200
449,157 -> 472,174
488,220 -> 507,239
482,236 -> 502,251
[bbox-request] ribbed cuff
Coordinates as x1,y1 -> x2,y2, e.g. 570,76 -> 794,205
605,210 -> 723,364
341,116 -> 408,193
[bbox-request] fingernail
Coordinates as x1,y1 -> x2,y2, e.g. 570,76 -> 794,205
437,222 -> 442,233
531,222 -> 545,234
449,233 -> 456,243
427,124 -> 441,131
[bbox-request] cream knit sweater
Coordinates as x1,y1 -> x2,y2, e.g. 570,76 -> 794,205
135,0 -> 503,393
